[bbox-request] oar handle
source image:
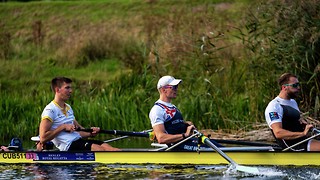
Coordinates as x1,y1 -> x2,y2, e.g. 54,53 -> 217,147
77,128 -> 154,139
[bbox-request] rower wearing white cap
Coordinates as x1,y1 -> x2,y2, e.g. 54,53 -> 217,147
149,75 -> 222,151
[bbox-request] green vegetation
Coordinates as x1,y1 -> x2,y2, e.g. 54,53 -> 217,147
0,0 -> 319,142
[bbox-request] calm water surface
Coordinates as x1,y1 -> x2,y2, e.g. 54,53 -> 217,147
0,163 -> 320,180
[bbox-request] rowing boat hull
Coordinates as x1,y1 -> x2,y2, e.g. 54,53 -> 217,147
0,151 -> 319,166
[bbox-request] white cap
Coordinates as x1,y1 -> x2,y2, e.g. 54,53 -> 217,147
157,76 -> 182,89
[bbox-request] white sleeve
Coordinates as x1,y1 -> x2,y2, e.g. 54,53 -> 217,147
149,105 -> 165,127
265,101 -> 283,129
41,105 -> 55,122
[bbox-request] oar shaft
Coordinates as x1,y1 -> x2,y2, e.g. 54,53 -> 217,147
78,128 -> 151,138
100,129 -> 150,137
104,136 -> 129,143
193,130 -> 237,165
202,136 -> 237,165
195,130 -> 260,174
213,139 -> 278,147
103,129 -> 154,142
165,131 -> 200,151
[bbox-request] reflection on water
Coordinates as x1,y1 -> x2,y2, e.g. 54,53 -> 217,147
1,163 -> 320,180
0,164 -> 98,180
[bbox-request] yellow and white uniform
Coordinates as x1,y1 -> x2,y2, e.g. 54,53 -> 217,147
41,101 -> 81,151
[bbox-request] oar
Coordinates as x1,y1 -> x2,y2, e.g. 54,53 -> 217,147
282,128 -> 320,151
77,128 -> 155,139
195,130 -> 260,174
164,131 -> 201,151
104,136 -> 129,143
104,129 -> 153,143
213,139 -> 279,147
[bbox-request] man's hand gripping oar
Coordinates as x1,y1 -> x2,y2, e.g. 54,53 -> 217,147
283,128 -> 320,151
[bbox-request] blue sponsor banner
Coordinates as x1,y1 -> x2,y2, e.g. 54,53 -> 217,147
35,152 -> 95,161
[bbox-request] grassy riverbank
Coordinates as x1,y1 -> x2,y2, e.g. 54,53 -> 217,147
0,0 -> 319,141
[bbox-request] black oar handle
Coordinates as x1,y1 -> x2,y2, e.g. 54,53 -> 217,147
77,128 -> 152,138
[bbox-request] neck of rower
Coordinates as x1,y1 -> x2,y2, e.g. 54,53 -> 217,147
278,91 -> 290,100
54,96 -> 66,109
159,95 -> 171,103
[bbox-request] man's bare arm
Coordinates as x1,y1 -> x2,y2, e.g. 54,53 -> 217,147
39,119 -> 74,143
271,122 -> 312,140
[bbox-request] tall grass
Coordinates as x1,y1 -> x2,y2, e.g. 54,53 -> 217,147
239,0 -> 320,115
0,0 -> 319,142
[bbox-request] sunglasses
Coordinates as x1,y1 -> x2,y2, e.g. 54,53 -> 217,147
164,85 -> 178,90
284,83 -> 300,88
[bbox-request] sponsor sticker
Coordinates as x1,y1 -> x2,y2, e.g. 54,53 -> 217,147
35,152 -> 95,161
269,112 -> 279,121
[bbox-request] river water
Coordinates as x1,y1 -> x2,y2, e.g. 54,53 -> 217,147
0,163 -> 320,179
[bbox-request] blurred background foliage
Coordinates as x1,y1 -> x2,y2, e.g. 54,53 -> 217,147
0,0 -> 319,141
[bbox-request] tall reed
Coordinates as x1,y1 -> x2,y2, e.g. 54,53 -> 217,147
239,0 -> 320,117
0,0 -> 319,143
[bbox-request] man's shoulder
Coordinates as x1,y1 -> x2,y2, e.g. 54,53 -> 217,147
150,103 -> 164,112
265,97 -> 282,111
149,102 -> 170,117
44,101 -> 57,109
270,97 -> 297,107
42,101 -> 58,114
270,97 -> 281,103
154,100 -> 175,108
267,97 -> 279,105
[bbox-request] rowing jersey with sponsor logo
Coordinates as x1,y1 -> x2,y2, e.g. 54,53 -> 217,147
149,100 -> 222,151
41,101 -> 81,151
265,96 -> 307,150
149,100 -> 187,135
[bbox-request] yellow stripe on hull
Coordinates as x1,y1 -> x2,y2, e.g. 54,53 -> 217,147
95,151 -> 320,166
0,151 -> 320,166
